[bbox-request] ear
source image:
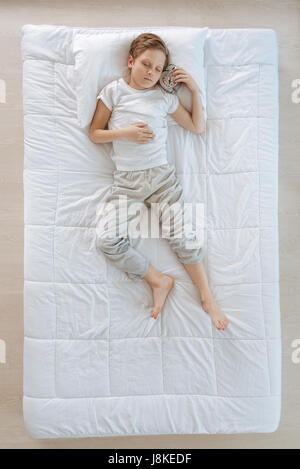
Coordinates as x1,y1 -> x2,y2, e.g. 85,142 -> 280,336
128,55 -> 133,69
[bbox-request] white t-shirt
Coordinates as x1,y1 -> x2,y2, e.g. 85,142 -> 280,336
96,77 -> 179,171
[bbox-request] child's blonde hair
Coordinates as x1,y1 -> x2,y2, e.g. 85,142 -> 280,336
127,33 -> 169,72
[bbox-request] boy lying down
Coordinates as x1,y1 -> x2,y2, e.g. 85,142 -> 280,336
89,32 -> 229,331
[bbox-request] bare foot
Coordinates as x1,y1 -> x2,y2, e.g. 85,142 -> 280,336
201,295 -> 229,331
150,274 -> 174,320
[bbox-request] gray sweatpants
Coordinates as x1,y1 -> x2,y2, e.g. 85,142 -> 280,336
95,162 -> 206,280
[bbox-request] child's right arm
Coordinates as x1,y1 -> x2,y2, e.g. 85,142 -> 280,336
89,99 -> 120,143
90,127 -> 127,144
89,99 -> 155,144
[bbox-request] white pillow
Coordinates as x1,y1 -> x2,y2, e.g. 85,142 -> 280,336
73,26 -> 208,129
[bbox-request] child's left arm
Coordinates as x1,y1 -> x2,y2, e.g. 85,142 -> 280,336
170,67 -> 205,134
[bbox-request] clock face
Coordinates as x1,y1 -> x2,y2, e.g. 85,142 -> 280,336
159,64 -> 181,94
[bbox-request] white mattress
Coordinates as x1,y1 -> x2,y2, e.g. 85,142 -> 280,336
22,24 -> 281,439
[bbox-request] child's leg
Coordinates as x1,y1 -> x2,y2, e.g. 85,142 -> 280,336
181,259 -> 211,300
142,263 -> 174,320
146,164 -> 229,330
181,261 -> 229,331
95,191 -> 149,281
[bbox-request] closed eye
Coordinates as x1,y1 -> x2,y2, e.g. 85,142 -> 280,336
144,63 -> 162,72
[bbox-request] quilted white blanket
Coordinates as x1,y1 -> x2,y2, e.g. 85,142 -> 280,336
22,24 -> 281,438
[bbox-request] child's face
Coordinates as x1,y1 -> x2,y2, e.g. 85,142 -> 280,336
128,48 -> 166,89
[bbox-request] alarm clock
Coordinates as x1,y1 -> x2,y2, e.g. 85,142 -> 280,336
159,64 -> 182,94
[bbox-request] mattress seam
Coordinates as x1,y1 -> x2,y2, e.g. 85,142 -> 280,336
19,427 -> 281,439
205,67 -> 219,402
22,168 -> 277,175
24,336 -> 281,341
23,224 -> 278,230
23,279 -> 280,286
257,63 -> 272,396
23,393 -> 281,400
107,284 -> 111,395
53,62 -> 59,399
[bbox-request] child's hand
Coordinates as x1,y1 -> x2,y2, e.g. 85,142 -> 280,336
124,123 -> 155,144
171,67 -> 199,93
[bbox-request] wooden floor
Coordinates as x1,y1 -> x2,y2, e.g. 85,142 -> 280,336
0,0 -> 299,449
